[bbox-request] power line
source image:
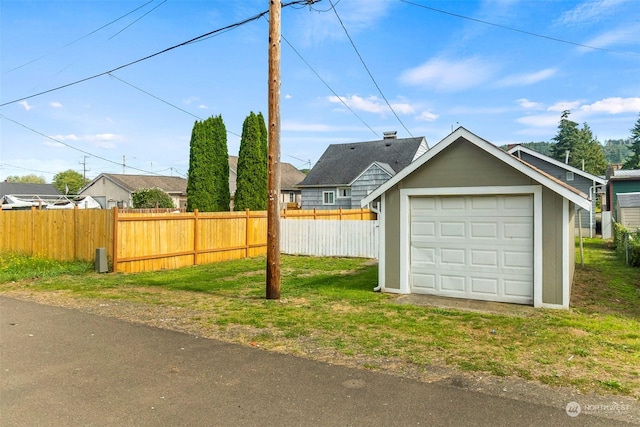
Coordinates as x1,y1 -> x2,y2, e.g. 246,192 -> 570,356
4,0 -> 157,73
0,1 -> 311,107
108,0 -> 167,40
0,114 -> 161,176
278,29 -> 379,138
401,0 -> 640,58
329,0 -> 414,137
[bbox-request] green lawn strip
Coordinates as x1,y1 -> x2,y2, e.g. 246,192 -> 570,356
0,246 -> 638,399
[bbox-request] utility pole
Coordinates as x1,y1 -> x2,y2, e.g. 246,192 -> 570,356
266,0 -> 281,300
79,156 -> 90,180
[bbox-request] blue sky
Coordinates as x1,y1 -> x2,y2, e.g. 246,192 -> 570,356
1,0 -> 639,183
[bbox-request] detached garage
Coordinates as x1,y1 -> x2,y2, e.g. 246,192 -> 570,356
361,127 -> 591,309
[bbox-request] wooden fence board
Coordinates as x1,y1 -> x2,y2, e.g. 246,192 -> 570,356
0,208 -> 376,273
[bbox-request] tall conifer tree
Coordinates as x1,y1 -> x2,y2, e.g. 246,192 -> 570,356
234,112 -> 268,211
186,115 -> 230,212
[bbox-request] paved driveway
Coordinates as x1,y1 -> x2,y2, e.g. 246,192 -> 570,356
0,296 -> 633,426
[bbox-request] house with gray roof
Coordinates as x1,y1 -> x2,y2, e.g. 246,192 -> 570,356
79,174 -> 188,209
297,132 -> 428,210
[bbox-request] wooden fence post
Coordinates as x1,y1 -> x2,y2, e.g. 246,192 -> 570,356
112,207 -> 119,273
245,209 -> 251,258
30,206 -> 36,256
193,209 -> 199,266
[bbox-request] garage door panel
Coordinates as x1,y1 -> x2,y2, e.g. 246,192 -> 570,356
470,277 -> 498,295
410,194 -> 533,305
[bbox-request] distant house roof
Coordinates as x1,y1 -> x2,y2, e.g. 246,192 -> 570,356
0,182 -> 61,196
617,192 -> 640,208
611,169 -> 640,179
280,163 -> 307,190
84,174 -> 187,194
298,136 -> 427,187
507,145 -> 606,184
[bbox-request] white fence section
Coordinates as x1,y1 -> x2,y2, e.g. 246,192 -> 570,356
281,219 -> 379,258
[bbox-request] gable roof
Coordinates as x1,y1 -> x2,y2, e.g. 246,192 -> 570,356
361,127 -> 591,211
507,145 -> 606,184
0,182 -> 61,196
298,136 -> 427,187
83,174 -> 187,194
618,192 -> 640,208
280,162 -> 307,190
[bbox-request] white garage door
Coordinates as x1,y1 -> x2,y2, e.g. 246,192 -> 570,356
410,194 -> 533,305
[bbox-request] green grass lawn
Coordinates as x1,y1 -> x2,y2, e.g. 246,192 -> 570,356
1,238 -> 639,399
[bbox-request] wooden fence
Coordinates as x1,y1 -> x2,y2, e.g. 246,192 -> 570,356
0,207 -> 376,273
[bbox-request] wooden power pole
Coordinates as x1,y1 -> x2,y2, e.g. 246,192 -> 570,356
266,0 -> 281,300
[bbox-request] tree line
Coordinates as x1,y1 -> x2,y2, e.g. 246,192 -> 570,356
518,111 -> 640,175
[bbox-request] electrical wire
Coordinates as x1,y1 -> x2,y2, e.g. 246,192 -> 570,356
0,114 -> 162,176
0,0 -> 311,108
328,0 -> 414,137
108,0 -> 168,40
401,0 -> 640,58
4,0 -> 157,73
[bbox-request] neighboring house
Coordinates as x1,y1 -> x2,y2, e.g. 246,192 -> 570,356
606,169 -> 640,221
507,145 -> 605,235
361,127 -> 591,309
616,192 -> 640,230
0,182 -> 62,210
298,132 -> 428,210
79,174 -> 187,209
228,156 -> 306,210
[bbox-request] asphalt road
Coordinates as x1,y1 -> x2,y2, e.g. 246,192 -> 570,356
0,296 -> 634,426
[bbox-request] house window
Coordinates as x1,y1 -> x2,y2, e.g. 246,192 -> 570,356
323,191 -> 335,205
289,192 -> 295,202
566,171 -> 574,181
337,187 -> 351,198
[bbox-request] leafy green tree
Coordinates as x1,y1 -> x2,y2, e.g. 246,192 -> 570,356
622,114 -> 640,169
604,139 -> 632,164
520,141 -> 553,156
52,169 -> 88,194
132,188 -> 175,209
4,174 -> 46,184
186,115 -> 230,212
234,112 -> 268,211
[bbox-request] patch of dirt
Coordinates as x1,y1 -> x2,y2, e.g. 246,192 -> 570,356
1,289 -> 639,425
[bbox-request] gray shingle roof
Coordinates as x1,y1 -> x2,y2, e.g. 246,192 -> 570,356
618,192 -> 640,208
102,174 -> 187,194
298,137 -> 426,186
0,182 -> 61,196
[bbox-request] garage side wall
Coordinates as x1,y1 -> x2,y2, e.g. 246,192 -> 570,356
542,187 -> 564,305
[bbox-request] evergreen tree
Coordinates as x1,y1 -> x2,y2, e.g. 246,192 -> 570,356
550,110 -> 580,163
572,123 -> 607,175
622,114 -> 640,169
186,115 -> 230,212
234,112 -> 268,211
549,110 -> 607,175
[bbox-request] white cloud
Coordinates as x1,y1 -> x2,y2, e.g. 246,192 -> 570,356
416,111 -> 438,122
580,25 -> 640,51
198,104 -> 208,109
49,133 -> 124,149
49,101 -> 63,108
517,98 -> 544,110
19,100 -> 33,111
498,68 -> 557,87
547,101 -> 583,112
327,95 -> 415,116
285,94 -> 292,99
400,57 -> 497,92
557,0 -> 627,25
51,134 -> 79,142
516,114 -> 559,128
298,0 -> 394,44
580,97 -> 640,114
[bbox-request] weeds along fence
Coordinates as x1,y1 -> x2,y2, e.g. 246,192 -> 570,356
0,207 -> 377,273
